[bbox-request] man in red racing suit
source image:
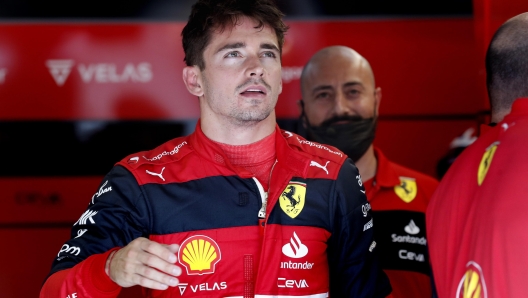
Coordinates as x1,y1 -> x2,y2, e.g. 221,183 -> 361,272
40,0 -> 391,297
41,124 -> 391,297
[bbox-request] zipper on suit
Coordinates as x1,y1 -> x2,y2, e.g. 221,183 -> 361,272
248,160 -> 277,298
253,177 -> 268,219
253,159 -> 277,220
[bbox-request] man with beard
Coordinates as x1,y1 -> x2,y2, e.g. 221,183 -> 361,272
299,45 -> 438,298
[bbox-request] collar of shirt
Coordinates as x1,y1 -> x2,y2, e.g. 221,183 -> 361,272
189,120 -> 310,179
371,147 -> 401,188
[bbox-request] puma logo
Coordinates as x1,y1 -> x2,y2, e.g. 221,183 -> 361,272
146,167 -> 166,181
310,160 -> 329,175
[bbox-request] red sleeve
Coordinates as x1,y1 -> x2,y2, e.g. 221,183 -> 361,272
40,248 -> 122,298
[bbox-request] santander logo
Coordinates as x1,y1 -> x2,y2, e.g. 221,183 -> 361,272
404,220 -> 420,235
282,232 -> 308,258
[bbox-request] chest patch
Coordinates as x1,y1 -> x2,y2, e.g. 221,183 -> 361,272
178,235 -> 221,275
279,182 -> 306,219
394,176 -> 417,203
457,261 -> 487,298
478,142 -> 499,186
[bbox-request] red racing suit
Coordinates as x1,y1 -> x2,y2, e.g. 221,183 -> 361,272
364,148 -> 438,298
40,123 -> 391,298
427,98 -> 528,298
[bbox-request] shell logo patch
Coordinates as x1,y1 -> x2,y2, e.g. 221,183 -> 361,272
456,261 -> 487,298
178,235 -> 221,275
394,177 -> 417,203
478,142 -> 499,186
279,182 -> 306,219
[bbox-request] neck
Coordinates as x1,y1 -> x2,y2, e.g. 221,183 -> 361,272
491,107 -> 511,124
354,145 -> 377,181
200,111 -> 277,145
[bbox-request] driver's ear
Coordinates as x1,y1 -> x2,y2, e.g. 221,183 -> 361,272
374,87 -> 382,115
183,66 -> 203,97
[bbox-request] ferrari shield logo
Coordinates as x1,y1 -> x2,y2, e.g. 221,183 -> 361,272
394,177 -> 417,203
478,142 -> 499,186
280,182 -> 306,218
456,261 -> 487,298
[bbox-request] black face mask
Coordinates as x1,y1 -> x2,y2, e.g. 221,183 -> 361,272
303,113 -> 377,162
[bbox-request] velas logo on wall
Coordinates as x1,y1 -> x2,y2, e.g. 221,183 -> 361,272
46,60 -> 74,86
45,59 -> 153,86
0,67 -> 7,84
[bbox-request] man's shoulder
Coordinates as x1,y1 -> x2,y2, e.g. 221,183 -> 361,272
280,129 -> 347,164
387,160 -> 439,187
375,148 -> 438,189
116,135 -> 193,171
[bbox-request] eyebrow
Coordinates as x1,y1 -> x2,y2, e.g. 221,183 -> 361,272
215,42 -> 280,54
260,42 -> 280,53
311,82 -> 363,96
343,82 -> 363,89
216,42 -> 245,54
311,85 -> 334,96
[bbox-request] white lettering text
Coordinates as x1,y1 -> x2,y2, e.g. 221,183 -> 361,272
392,234 -> 427,245
399,249 -> 425,262
297,138 -> 343,157
143,141 -> 187,161
190,282 -> 227,292
280,260 -> 314,270
277,278 -> 309,288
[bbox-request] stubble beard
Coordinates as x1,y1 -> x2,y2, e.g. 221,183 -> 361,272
203,76 -> 277,127
230,78 -> 277,125
228,98 -> 275,126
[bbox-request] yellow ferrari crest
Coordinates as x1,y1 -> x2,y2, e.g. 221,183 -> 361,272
478,142 -> 499,186
279,182 -> 306,218
394,177 -> 417,203
457,262 -> 486,298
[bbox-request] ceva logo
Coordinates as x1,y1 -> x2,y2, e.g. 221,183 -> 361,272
46,59 -> 153,86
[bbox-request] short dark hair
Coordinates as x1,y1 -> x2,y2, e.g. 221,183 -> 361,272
486,17 -> 528,111
181,0 -> 288,70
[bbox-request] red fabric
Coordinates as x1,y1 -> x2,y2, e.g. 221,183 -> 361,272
366,148 -> 438,212
364,148 -> 438,298
40,248 -> 121,298
41,123 -> 388,297
213,131 -> 276,191
125,121 -> 338,186
427,98 -> 528,298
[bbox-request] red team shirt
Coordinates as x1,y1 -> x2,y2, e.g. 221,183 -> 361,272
427,98 -> 528,298
364,148 -> 439,298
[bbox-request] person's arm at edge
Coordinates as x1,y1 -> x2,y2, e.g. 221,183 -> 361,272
328,159 -> 392,297
40,248 -> 122,298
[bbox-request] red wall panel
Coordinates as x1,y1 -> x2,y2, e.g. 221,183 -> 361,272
0,19 -> 482,120
0,177 -> 102,224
